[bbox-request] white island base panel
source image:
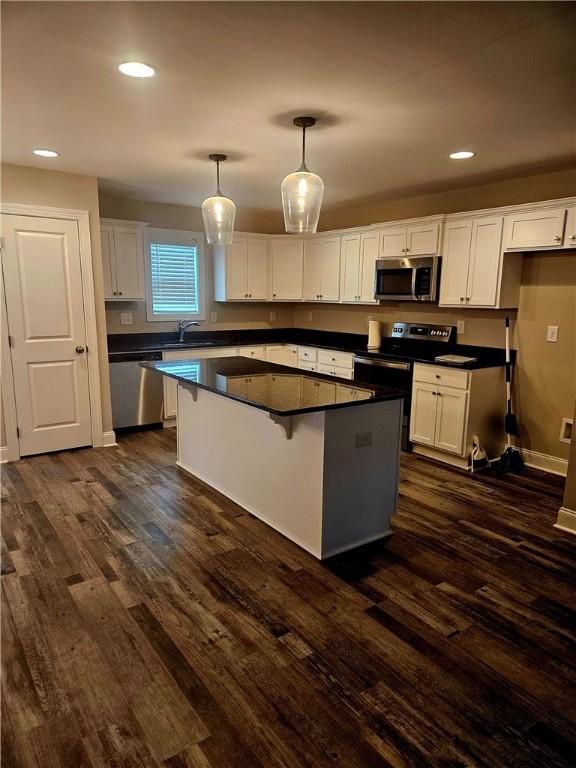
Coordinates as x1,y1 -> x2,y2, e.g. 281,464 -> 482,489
176,383 -> 403,559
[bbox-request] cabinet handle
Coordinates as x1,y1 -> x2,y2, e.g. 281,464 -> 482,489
569,234 -> 575,240
435,374 -> 440,379
465,297 -> 470,303
119,291 -> 123,296
432,391 -> 437,396
244,293 -> 248,297
75,346 -> 85,354
460,296 -> 464,303
554,235 -> 561,242
113,291 -> 117,295
405,248 -> 410,253
437,392 -> 442,397
273,293 -> 276,297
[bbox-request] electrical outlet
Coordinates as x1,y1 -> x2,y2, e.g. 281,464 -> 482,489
307,312 -> 313,322
356,431 -> 373,448
457,320 -> 465,335
367,315 -> 373,322
120,312 -> 133,325
546,325 -> 559,343
559,418 -> 573,444
269,311 -> 276,322
210,311 -> 218,323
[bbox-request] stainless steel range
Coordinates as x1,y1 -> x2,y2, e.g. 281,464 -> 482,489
353,322 -> 456,450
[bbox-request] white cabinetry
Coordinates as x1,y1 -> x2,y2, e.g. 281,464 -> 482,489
283,345 -> 299,368
265,345 -> 285,365
339,231 -> 378,303
565,205 -> 576,247
503,207 -> 566,251
440,215 -> 521,309
100,219 -> 147,301
380,221 -> 440,257
271,238 -> 304,300
213,236 -> 268,301
303,237 -> 340,301
410,363 -> 506,468
238,345 -> 266,360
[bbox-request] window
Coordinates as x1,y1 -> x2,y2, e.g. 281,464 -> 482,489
144,228 -> 206,321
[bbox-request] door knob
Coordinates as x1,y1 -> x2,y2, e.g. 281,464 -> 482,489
75,346 -> 85,354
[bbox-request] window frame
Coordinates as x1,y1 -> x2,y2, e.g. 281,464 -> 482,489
144,227 -> 206,322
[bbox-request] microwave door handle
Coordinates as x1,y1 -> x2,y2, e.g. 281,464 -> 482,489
411,266 -> 418,300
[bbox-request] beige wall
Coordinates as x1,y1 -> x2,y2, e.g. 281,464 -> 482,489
100,193 -> 292,335
318,167 -> 576,231
1,163 -> 113,433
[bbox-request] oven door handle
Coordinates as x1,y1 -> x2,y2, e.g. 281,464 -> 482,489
354,357 -> 411,370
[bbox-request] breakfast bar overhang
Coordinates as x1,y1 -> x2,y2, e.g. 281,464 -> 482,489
144,357 -> 404,559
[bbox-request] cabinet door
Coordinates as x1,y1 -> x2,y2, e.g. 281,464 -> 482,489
265,345 -> 285,365
320,237 -> 341,301
246,375 -> 268,404
284,345 -> 299,368
380,227 -> 407,258
100,224 -> 117,298
359,232 -> 379,303
339,234 -> 361,302
303,239 -> 323,300
407,223 -> 440,256
409,382 -> 438,447
226,240 -> 248,299
503,207 -> 566,250
269,375 -> 302,410
564,205 -> 576,247
439,220 -> 472,306
113,226 -> 144,299
240,345 -> 266,360
271,239 -> 304,300
466,217 -> 503,307
434,388 -> 467,455
246,239 -> 268,299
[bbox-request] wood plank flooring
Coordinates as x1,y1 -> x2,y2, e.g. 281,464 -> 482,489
2,427 -> 575,767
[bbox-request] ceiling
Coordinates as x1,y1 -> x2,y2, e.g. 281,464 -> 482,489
2,1 -> 575,211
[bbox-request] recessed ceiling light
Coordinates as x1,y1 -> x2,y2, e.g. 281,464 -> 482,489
118,61 -> 157,78
33,148 -> 59,157
449,151 -> 475,160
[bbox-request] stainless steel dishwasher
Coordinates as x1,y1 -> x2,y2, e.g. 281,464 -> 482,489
109,351 -> 164,429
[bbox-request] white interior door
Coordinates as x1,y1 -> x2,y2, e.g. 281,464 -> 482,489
1,214 -> 93,456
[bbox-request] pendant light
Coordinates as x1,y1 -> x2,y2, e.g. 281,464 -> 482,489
281,116 -> 324,234
202,154 -> 236,245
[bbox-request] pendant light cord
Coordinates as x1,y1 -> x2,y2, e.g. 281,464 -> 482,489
300,124 -> 307,171
216,159 -> 221,196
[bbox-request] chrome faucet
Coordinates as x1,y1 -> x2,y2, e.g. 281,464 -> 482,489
178,320 -> 200,342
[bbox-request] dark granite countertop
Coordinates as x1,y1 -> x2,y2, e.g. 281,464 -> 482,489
109,328 -> 511,370
142,357 -> 404,417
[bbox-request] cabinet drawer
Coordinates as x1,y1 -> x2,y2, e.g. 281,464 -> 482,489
317,349 -> 353,369
317,363 -> 354,380
413,363 -> 469,390
239,345 -> 266,360
299,361 -> 317,372
298,346 -> 318,362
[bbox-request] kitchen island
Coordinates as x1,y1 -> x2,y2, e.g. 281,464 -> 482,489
143,357 -> 404,559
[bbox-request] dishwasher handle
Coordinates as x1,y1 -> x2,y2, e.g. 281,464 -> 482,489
354,356 -> 411,371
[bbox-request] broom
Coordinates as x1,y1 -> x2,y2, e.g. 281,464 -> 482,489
496,316 -> 524,473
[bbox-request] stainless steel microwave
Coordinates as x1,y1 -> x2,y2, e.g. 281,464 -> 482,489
374,255 -> 440,302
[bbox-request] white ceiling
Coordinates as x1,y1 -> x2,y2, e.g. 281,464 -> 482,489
2,1 -> 575,211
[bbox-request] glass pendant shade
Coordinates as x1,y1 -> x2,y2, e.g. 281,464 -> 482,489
202,194 -> 236,245
282,116 -> 324,234
202,154 -> 236,245
281,168 -> 324,234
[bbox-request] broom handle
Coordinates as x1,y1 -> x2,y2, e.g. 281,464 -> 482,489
505,317 -> 512,449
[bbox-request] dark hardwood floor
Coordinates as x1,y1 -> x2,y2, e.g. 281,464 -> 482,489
2,428 -> 575,767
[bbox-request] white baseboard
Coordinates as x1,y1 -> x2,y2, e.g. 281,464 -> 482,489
555,506 -> 576,535
0,446 -> 8,464
101,430 -> 117,447
522,449 -> 568,477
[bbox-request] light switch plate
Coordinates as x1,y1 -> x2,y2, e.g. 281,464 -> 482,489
356,431 -> 373,448
457,320 -> 466,335
546,325 -> 559,343
307,312 -> 313,322
120,312 -> 133,325
269,311 -> 276,322
210,311 -> 218,323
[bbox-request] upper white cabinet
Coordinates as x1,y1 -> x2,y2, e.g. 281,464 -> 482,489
303,236 -> 341,302
380,221 -> 441,257
271,238 -> 304,300
100,219 -> 147,301
339,231 -> 378,303
565,205 -> 576,246
503,207 -> 567,251
213,236 -> 268,301
439,215 -> 521,309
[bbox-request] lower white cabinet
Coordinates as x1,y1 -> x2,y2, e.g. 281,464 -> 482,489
162,346 -> 238,419
283,345 -> 299,367
265,345 -> 285,364
410,363 -> 506,468
239,345 -> 266,360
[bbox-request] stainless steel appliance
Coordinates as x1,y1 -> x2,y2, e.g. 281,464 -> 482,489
375,255 -> 440,302
353,322 -> 455,450
109,351 -> 164,429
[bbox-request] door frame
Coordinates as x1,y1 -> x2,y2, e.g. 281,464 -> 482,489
0,203 -> 106,460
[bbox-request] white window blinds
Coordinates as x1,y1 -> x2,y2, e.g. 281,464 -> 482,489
150,241 -> 199,315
